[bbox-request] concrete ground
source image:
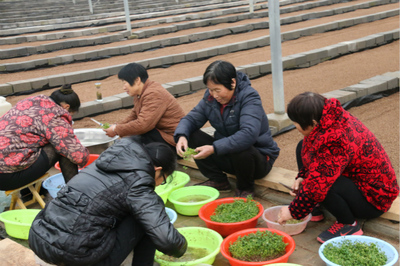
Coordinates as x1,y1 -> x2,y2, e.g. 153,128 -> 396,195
151,166 -> 399,266
0,166 -> 398,266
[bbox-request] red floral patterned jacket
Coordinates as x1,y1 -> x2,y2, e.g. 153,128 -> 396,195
289,98 -> 399,219
0,95 -> 89,173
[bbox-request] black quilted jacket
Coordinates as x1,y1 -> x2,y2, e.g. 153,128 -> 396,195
29,136 -> 187,265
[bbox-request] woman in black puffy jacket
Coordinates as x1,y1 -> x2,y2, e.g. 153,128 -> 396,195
29,136 -> 187,266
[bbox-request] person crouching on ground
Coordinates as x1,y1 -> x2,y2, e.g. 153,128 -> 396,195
29,138 -> 187,265
278,92 -> 399,243
104,63 -> 185,150
0,84 -> 89,191
174,60 -> 280,198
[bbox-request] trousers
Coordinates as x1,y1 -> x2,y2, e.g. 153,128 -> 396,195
188,130 -> 274,191
0,144 -> 78,191
94,216 -> 156,266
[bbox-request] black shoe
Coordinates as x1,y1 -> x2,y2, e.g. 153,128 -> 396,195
195,179 -> 231,192
317,221 -> 363,243
234,188 -> 255,198
311,206 -> 325,222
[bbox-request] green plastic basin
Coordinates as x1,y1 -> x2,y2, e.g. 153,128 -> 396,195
155,227 -> 223,266
168,186 -> 219,216
0,209 -> 41,240
155,171 -> 191,204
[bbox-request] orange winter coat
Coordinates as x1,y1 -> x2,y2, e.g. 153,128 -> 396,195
115,80 -> 185,146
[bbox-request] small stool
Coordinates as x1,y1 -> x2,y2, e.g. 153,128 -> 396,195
5,173 -> 50,210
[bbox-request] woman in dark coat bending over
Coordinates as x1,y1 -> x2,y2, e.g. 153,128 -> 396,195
29,138 -> 187,265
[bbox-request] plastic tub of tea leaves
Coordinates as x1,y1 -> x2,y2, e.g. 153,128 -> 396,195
154,227 -> 223,266
262,205 -> 311,235
319,235 -> 399,266
220,228 -> 296,266
168,186 -> 219,216
199,197 -> 264,237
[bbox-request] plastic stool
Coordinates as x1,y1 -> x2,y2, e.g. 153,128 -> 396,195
5,173 -> 50,210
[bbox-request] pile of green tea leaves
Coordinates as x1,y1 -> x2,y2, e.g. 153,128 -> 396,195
157,247 -> 209,262
285,219 -> 303,224
182,148 -> 198,161
323,240 -> 387,266
210,196 -> 259,223
229,230 -> 287,262
102,122 -> 110,129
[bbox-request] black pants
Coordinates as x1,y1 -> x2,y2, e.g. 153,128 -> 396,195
139,128 -> 175,152
94,216 -> 155,266
0,145 -> 79,191
0,151 -> 50,191
296,140 -> 383,223
188,130 -> 274,191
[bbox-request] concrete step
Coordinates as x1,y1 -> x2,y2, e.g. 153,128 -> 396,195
0,0 -> 246,31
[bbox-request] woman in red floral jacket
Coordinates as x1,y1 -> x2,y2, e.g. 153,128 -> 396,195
278,92 -> 399,243
0,84 -> 89,191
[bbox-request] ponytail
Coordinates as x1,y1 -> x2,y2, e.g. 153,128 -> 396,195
144,142 -> 176,178
50,84 -> 81,112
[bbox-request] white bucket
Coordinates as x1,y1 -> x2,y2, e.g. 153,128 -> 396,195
0,96 -> 12,117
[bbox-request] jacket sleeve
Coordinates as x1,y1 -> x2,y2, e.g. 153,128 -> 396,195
119,107 -> 137,125
46,113 -> 89,167
126,176 -> 187,257
213,91 -> 264,155
174,99 -> 209,142
115,90 -> 168,137
289,131 -> 350,219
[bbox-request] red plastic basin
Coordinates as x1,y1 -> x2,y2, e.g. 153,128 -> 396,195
220,228 -> 296,266
54,154 -> 99,171
198,197 -> 264,237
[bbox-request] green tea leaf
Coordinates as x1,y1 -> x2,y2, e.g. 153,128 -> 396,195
229,230 -> 287,262
211,196 -> 259,223
323,240 -> 387,266
183,148 -> 198,161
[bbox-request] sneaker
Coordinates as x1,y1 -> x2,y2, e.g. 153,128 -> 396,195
317,221 -> 363,243
311,206 -> 325,222
195,179 -> 231,192
234,188 -> 255,198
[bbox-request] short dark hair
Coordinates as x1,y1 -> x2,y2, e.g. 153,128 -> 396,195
144,142 -> 176,178
203,60 -> 237,90
118,63 -> 149,86
287,92 -> 326,130
50,84 -> 81,112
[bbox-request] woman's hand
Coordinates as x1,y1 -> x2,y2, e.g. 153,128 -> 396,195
176,136 -> 188,157
104,124 -> 117,137
290,178 -> 304,196
277,206 -> 293,225
193,145 -> 214,159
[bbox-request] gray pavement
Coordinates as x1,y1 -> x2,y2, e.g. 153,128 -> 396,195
153,165 -> 400,266
0,162 -> 398,265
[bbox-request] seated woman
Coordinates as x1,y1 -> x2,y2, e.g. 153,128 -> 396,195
104,63 -> 185,150
29,139 -> 187,265
278,92 -> 399,243
174,60 -> 280,197
0,84 -> 89,192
